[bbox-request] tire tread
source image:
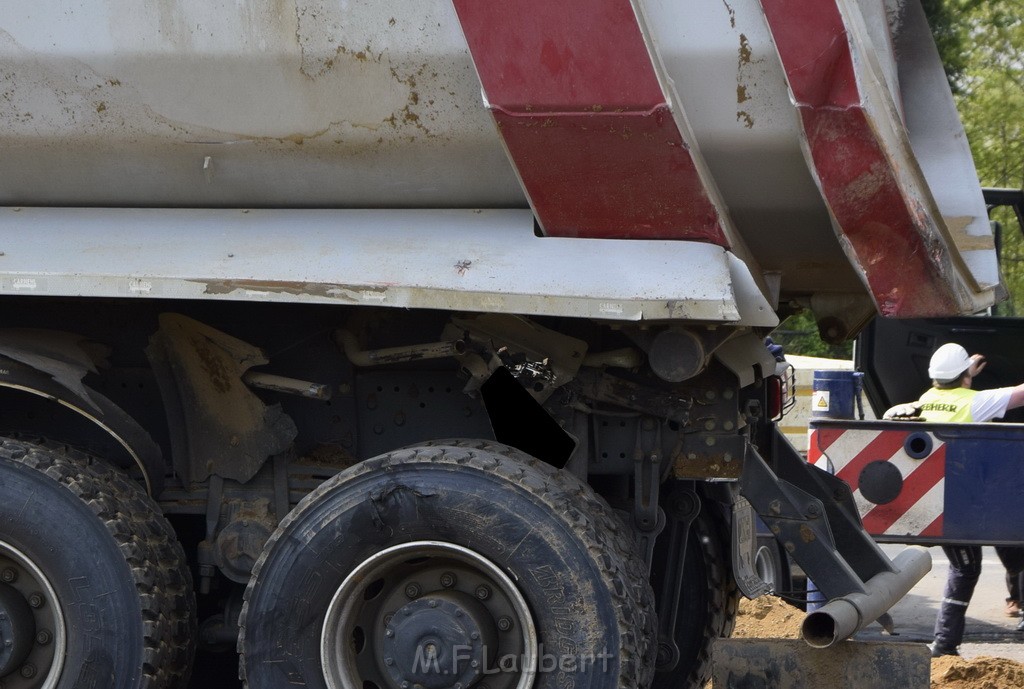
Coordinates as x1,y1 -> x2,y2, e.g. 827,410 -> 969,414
0,437 -> 196,689
240,439 -> 658,688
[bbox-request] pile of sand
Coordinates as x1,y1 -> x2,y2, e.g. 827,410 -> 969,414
930,655 -> 1024,689
729,596 -> 1024,689
731,594 -> 803,638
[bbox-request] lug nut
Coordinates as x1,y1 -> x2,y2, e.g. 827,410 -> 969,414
36,630 -> 52,645
28,593 -> 43,609
497,616 -> 514,632
0,568 -> 15,583
404,583 -> 422,599
20,664 -> 36,679
439,572 -> 457,588
474,585 -> 491,601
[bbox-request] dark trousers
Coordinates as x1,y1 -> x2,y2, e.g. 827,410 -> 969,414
934,545 -> 1024,649
1009,565 -> 1024,603
998,546 -> 1024,602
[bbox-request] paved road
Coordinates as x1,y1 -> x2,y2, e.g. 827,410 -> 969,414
854,545 -> 1024,661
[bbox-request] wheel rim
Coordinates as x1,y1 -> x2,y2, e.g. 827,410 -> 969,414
0,540 -> 66,689
754,545 -> 777,592
321,541 -> 537,689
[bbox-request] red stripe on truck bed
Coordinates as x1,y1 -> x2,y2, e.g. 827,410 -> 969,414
452,0 -> 729,244
760,0 -> 963,317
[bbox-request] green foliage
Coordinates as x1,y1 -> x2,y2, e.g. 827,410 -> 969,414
770,312 -> 853,359
921,0 -> 973,91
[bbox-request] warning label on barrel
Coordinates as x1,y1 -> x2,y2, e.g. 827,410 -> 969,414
812,390 -> 830,411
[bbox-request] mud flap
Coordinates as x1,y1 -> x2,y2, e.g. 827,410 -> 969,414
146,313 -> 297,484
731,495 -> 771,598
710,638 -> 928,688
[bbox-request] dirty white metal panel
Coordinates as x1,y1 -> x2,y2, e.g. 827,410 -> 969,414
0,208 -> 777,325
0,0 -> 523,209
0,0 -> 996,318
638,0 -> 863,296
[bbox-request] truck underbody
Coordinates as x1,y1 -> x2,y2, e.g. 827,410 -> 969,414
0,296 -> 924,688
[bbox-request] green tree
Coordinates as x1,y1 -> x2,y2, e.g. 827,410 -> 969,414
921,0 -> 974,91
770,312 -> 853,359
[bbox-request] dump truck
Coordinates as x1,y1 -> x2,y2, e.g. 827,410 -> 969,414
0,1 -> 1001,688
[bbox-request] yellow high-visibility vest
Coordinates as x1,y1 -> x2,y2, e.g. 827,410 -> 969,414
917,387 -> 977,423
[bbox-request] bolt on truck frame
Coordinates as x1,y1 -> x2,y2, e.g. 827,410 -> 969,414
0,1 -> 1002,688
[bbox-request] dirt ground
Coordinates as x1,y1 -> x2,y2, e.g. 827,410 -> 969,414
732,595 -> 803,638
731,596 -> 1024,688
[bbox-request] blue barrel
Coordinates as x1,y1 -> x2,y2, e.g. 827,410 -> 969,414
811,370 -> 864,420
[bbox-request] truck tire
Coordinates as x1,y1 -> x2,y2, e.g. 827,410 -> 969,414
651,511 -> 739,689
240,443 -> 657,689
0,438 -> 195,689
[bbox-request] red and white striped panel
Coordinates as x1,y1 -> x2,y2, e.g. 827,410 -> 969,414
808,427 -> 944,539
451,0 -> 730,244
759,0 -> 977,317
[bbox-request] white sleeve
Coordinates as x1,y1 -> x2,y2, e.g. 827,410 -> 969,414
970,388 -> 1015,422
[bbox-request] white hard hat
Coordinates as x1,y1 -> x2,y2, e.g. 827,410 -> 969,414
928,343 -> 972,382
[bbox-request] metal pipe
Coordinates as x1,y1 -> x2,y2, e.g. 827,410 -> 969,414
334,329 -> 465,367
242,372 -> 332,400
801,546 -> 931,648
581,347 -> 643,369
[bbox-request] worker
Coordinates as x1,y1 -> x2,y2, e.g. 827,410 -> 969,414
893,343 -> 1024,657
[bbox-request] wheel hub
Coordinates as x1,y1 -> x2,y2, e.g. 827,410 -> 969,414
0,543 -> 66,689
321,541 -> 536,689
0,582 -> 35,676
382,593 -> 495,689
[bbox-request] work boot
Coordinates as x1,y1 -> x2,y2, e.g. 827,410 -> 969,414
927,642 -> 959,658
1006,599 -> 1021,617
